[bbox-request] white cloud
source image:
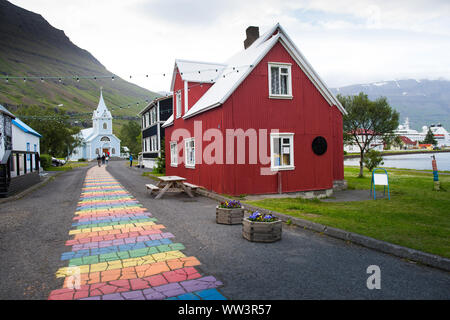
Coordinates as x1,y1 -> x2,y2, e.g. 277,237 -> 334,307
7,0 -> 450,91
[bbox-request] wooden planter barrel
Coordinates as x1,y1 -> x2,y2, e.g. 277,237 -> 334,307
242,218 -> 282,242
216,206 -> 244,225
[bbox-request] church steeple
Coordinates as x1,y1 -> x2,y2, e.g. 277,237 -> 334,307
92,89 -> 112,135
93,88 -> 112,120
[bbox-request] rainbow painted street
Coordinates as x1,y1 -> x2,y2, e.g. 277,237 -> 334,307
48,166 -> 226,300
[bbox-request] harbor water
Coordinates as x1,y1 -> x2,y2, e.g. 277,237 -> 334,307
344,152 -> 450,171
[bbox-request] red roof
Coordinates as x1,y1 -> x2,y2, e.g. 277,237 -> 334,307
399,136 -> 415,145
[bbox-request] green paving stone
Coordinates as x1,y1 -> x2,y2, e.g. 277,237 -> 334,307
129,248 -> 151,258
68,257 -> 83,266
99,252 -> 119,262
82,256 -> 100,265
76,218 -> 156,230
146,246 -> 159,255
169,243 -> 185,251
117,251 -> 131,259
156,244 -> 171,253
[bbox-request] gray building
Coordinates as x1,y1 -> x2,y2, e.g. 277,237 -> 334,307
139,95 -> 173,168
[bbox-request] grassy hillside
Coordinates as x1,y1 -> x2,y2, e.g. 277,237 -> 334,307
0,0 -> 160,133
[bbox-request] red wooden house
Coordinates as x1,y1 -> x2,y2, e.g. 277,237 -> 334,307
162,24 -> 347,196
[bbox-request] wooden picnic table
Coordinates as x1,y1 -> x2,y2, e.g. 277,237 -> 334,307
154,175 -> 194,199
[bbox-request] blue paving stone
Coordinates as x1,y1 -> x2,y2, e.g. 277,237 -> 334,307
176,293 -> 200,300
195,289 -> 227,300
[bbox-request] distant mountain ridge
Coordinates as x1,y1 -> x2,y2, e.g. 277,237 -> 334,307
331,79 -> 450,130
0,0 -> 160,132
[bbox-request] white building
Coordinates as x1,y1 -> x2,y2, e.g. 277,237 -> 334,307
12,117 -> 41,171
69,90 -> 120,160
344,129 -> 384,153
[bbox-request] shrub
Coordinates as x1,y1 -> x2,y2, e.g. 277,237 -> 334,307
78,158 -> 86,162
154,140 -> 165,174
40,154 -> 52,169
363,150 -> 384,172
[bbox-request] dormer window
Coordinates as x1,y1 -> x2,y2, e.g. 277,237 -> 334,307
268,63 -> 292,98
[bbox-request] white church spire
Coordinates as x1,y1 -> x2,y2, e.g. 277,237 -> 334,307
93,88 -> 112,119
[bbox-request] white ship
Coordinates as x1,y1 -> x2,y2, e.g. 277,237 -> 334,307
395,118 -> 450,147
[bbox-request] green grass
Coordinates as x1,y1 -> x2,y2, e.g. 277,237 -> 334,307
246,166 -> 450,258
142,170 -> 165,181
44,161 -> 89,171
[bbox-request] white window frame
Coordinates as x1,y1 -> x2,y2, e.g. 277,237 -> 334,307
145,113 -> 150,128
150,135 -> 158,152
184,138 -> 195,168
170,141 -> 178,167
268,62 -> 292,99
145,137 -> 150,152
153,108 -> 157,124
176,91 -> 182,118
270,133 -> 295,171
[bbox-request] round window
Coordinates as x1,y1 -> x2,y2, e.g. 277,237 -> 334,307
312,136 -> 327,155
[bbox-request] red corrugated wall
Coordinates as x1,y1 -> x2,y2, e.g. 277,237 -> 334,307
165,41 -> 344,196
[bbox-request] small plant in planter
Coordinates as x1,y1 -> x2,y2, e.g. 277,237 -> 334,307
242,211 -> 282,242
216,200 -> 244,225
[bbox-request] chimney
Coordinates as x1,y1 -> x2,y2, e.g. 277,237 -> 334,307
244,26 -> 259,49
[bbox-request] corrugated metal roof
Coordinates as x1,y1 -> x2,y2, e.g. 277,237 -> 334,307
180,23 -> 346,119
12,117 -> 42,138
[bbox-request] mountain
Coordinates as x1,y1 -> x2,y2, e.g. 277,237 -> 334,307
0,0 -> 160,132
331,79 -> 450,130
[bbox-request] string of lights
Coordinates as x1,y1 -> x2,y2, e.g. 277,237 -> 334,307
0,64 -> 254,82
10,78 -> 228,121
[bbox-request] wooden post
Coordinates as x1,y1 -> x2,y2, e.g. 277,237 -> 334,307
277,171 -> 282,194
23,152 -> 27,174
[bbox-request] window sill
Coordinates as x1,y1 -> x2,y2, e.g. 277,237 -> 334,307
271,166 -> 295,171
170,163 -> 178,167
185,164 -> 196,169
269,95 -> 293,100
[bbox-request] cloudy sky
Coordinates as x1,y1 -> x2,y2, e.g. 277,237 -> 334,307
9,0 -> 450,92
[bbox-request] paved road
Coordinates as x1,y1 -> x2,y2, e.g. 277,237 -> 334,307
0,165 -> 92,299
0,160 -> 449,299
107,161 -> 449,300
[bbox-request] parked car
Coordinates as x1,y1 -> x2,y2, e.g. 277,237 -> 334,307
51,157 -> 66,166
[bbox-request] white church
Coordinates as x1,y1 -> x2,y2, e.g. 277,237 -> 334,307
69,90 -> 120,161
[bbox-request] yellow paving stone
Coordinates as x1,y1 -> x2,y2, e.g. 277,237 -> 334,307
56,265 -> 89,278
153,250 -> 185,262
106,260 -> 123,269
89,262 -> 109,273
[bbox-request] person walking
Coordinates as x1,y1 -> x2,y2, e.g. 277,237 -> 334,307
105,154 -> 109,165
102,154 -> 106,165
129,154 -> 133,167
97,155 -> 101,167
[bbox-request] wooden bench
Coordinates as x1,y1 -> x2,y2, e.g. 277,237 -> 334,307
183,182 -> 199,190
145,183 -> 160,195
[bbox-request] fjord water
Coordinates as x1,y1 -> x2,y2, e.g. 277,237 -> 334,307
344,152 -> 450,171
